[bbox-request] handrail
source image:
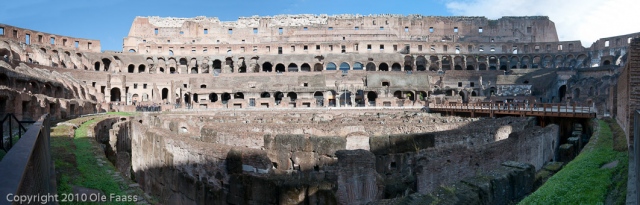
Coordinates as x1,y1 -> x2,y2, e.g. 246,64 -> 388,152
0,114 -> 55,205
0,113 -> 36,152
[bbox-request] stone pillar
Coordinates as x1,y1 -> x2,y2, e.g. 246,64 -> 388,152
438,55 -> 443,71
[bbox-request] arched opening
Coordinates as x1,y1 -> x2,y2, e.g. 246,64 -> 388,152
459,91 -> 468,103
158,67 -> 165,73
353,62 -> 363,70
191,67 -> 198,74
179,58 -> 188,66
339,62 -> 350,71
260,92 -> 271,98
132,94 -> 140,104
489,87 -> 496,96
102,58 -> 111,71
235,92 -> 244,99
391,63 -> 402,71
162,88 -> 168,100
225,57 -> 235,73
274,92 -> 284,103
416,56 -> 427,71
94,62 -> 100,71
170,67 -> 176,74
479,63 -> 487,70
441,56 -> 451,70
213,60 -> 222,73
471,91 -> 477,96
209,93 -> 218,102
275,64 -> 286,72
288,63 -> 299,72
532,56 -> 541,68
313,63 -> 323,71
366,62 -> 376,71
301,63 -> 311,72
314,91 -> 324,106
287,92 -> 297,101
326,62 -> 337,70
183,93 -> 190,104
339,91 -> 352,106
558,85 -> 567,102
262,62 -> 273,72
221,93 -> 231,104
110,88 -> 121,102
200,84 -> 206,88
455,65 -> 463,70
499,56 -> 508,70
466,65 -> 475,70
193,94 -> 199,103
488,56 -> 497,70
367,92 -> 378,105
429,56 -> 440,71
138,65 -> 146,73
603,60 -> 611,66
379,63 -> 389,71
393,91 -> 404,99
128,64 -> 135,73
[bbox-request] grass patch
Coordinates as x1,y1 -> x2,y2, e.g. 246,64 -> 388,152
51,114 -> 138,205
519,119 -> 629,204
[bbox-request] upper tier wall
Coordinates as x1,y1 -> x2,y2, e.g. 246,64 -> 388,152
0,24 -> 101,53
123,15 -> 559,52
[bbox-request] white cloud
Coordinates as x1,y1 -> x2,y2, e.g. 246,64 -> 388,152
445,0 -> 640,47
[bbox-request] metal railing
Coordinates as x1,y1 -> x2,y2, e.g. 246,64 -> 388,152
0,113 -> 36,152
0,114 -> 55,205
429,103 -> 596,114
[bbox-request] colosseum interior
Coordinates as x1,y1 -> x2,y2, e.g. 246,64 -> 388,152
0,14 -> 638,204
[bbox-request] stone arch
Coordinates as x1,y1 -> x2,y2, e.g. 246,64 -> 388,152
138,64 -> 146,73
391,63 -> 402,71
209,93 -> 218,102
213,59 -> 222,73
287,92 -> 297,101
454,56 -> 464,70
576,54 -> 588,68
379,63 -> 389,71
532,56 -> 541,68
314,63 -> 323,72
367,91 -> 378,104
234,92 -> 244,99
260,92 -> 271,98
339,62 -> 351,71
488,56 -> 497,70
225,57 -> 234,73
499,56 -> 508,70
429,55 -> 439,71
101,58 -> 111,71
403,55 -> 414,71
416,56 -> 427,71
466,56 -> 476,70
288,63 -> 299,72
366,62 -> 376,71
221,93 -> 231,104
0,73 -> 11,87
510,56 -> 519,68
353,62 -> 364,70
190,67 -> 198,74
110,87 -> 121,102
542,55 -> 553,68
521,56 -> 531,68
262,62 -> 273,72
554,55 -> 564,68
301,63 -> 311,72
275,63 -> 286,72
94,62 -> 100,71
162,88 -> 169,100
326,62 -> 337,70
127,64 -> 135,73
441,56 -> 451,70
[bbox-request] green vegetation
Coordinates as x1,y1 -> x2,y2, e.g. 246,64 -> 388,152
519,119 -> 629,204
51,114 -> 141,205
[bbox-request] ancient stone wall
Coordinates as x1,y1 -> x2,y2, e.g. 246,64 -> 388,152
0,23 -> 101,53
616,38 -> 640,144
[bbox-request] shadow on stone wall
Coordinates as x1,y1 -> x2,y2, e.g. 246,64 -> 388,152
97,114 -> 563,205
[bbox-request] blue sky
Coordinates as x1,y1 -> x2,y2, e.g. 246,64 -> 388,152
1,0 -> 638,51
